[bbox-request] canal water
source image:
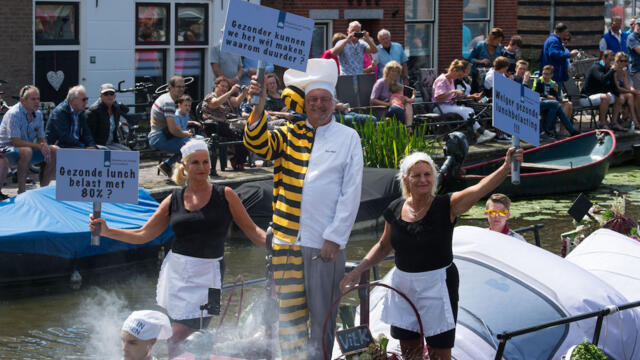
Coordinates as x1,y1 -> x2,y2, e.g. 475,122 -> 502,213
1,166 -> 639,359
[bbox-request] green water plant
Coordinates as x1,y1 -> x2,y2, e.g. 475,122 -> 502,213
354,117 -> 439,169
568,341 -> 608,360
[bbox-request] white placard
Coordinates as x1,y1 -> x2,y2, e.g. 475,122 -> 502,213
221,0 -> 314,71
492,73 -> 541,146
56,149 -> 139,203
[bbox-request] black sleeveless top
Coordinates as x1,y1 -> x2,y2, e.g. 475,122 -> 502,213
168,184 -> 232,259
383,194 -> 455,273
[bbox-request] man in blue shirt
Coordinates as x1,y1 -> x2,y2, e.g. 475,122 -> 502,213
46,85 -> 97,149
0,85 -> 58,194
540,23 -> 580,90
627,21 -> 640,89
376,29 -> 409,83
600,16 -> 629,54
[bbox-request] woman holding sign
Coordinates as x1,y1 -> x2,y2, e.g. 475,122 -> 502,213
340,148 -> 522,360
89,139 -> 266,357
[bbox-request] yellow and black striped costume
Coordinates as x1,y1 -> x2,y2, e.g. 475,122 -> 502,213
244,108 -> 312,359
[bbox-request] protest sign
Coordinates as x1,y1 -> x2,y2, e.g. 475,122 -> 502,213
493,73 -> 541,146
56,149 -> 139,203
221,0 -> 314,71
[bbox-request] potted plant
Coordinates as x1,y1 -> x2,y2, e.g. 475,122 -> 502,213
563,340 -> 608,359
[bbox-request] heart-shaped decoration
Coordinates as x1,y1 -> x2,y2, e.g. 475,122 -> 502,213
46,70 -> 65,91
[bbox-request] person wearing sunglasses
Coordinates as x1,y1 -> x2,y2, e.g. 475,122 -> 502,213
485,193 -> 525,241
86,83 -> 131,151
46,85 -> 97,149
0,85 -> 58,195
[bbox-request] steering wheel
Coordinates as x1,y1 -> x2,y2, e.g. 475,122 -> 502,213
155,76 -> 195,94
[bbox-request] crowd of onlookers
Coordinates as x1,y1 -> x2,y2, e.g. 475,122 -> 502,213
2,18 -> 639,200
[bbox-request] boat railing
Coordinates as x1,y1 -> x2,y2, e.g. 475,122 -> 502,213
513,223 -> 544,247
494,300 -> 640,360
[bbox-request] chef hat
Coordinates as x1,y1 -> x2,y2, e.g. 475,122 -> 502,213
121,310 -> 172,341
283,58 -> 338,96
180,139 -> 208,158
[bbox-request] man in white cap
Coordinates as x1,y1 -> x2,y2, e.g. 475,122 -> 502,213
121,310 -> 172,360
245,59 -> 363,359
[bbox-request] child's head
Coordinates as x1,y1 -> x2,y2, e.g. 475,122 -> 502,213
389,82 -> 403,94
507,35 -> 522,50
485,193 -> 512,231
493,56 -> 510,74
515,60 -> 529,77
176,94 -> 192,114
542,65 -> 554,81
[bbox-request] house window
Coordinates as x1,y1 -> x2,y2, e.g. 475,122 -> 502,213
462,0 -> 491,59
312,21 -> 332,59
136,3 -> 170,45
175,49 -> 205,101
35,2 -> 79,45
405,0 -> 435,79
135,50 -> 166,110
176,4 -> 208,45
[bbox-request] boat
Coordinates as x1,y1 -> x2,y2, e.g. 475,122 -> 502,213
235,167 -> 401,230
0,186 -> 174,287
442,129 -> 616,197
341,226 -> 640,360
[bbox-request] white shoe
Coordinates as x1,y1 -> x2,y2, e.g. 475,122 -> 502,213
477,130 -> 496,144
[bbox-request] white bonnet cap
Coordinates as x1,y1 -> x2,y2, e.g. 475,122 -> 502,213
400,152 -> 437,176
180,139 -> 208,158
121,310 -> 172,340
283,58 -> 338,96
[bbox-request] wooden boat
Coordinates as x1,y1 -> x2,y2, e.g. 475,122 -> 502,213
442,129 -> 616,197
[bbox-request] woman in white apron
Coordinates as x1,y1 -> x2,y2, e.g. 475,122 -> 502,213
91,139 -> 266,358
341,147 -> 522,360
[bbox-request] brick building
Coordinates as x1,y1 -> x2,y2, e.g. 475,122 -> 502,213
0,0 -> 622,107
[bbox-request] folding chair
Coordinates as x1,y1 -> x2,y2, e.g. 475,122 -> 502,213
563,78 -> 598,131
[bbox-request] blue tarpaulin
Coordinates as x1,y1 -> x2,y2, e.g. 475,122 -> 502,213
0,186 -> 173,259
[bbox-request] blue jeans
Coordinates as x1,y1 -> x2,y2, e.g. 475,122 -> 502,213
335,112 -> 377,128
3,147 -> 45,166
148,133 -> 190,166
540,99 -> 576,134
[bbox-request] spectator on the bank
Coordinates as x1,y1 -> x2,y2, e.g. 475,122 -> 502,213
627,21 -> 640,89
120,310 -> 171,360
532,65 -> 580,139
330,21 -> 378,75
148,76 -> 192,178
483,56 -> 511,93
626,16 -> 637,35
485,193 -> 525,241
0,154 -> 7,200
540,23 -> 580,89
370,61 -> 409,121
504,35 -> 523,74
513,60 -> 532,85
239,57 -> 274,87
202,76 -> 250,170
322,33 -> 347,74
363,52 -> 378,79
263,73 -> 294,123
432,59 -> 496,143
469,28 -> 504,70
174,94 -> 201,133
86,83 -> 131,151
46,85 -> 96,149
612,52 -> 640,129
376,29 -> 410,83
454,60 -> 483,101
600,16 -> 629,55
210,28 -> 243,85
0,85 -> 58,194
582,50 -> 626,130
386,82 -> 415,125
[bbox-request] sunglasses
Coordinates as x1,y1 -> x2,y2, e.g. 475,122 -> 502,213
82,97 -> 89,102
20,85 -> 34,98
102,91 -> 115,96
485,209 -> 509,217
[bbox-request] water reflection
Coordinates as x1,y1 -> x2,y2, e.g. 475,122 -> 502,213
0,166 -> 638,359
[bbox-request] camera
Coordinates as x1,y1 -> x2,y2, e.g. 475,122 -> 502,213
354,32 -> 364,38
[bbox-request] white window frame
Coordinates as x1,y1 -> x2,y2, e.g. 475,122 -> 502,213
404,0 -> 436,70
312,20 -> 333,59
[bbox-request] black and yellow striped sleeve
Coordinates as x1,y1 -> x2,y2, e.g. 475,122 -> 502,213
244,111 -> 286,160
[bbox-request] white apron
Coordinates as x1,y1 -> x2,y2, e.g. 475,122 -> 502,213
380,265 -> 455,337
156,250 -> 222,320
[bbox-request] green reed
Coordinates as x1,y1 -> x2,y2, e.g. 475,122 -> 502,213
354,116 -> 439,169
